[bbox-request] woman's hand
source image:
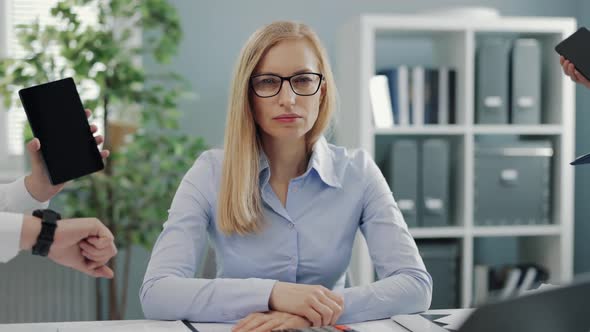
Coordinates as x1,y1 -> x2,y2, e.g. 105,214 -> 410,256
24,109 -> 109,202
232,311 -> 311,332
560,56 -> 590,89
268,281 -> 344,327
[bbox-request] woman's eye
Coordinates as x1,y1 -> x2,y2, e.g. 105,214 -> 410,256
294,77 -> 312,84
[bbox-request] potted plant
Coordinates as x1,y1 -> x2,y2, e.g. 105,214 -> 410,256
0,0 -> 207,320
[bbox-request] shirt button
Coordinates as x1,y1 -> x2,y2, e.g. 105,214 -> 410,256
292,187 -> 298,193
288,223 -> 294,229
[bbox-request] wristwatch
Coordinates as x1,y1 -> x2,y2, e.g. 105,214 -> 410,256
32,209 -> 62,256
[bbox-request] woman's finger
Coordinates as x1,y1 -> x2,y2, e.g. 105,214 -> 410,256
303,307 -> 322,327
324,290 -> 344,307
100,150 -> 110,159
312,296 -> 337,326
233,313 -> 260,331
251,319 -> 281,332
85,109 -> 92,118
95,135 -> 104,145
235,314 -> 269,332
320,291 -> 344,325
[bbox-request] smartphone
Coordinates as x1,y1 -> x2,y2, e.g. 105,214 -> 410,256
18,77 -> 104,185
555,27 -> 590,81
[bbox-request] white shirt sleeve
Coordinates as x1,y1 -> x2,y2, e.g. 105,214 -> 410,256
0,176 -> 50,263
0,176 -> 50,213
0,212 -> 24,263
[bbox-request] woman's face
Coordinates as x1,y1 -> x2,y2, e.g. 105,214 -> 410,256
250,39 -> 325,142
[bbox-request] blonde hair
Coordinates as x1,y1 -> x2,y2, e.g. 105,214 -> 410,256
217,21 -> 337,235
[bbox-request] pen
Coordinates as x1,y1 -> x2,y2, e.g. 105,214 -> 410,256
182,319 -> 200,332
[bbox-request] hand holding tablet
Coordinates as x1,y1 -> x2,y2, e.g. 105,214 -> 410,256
555,27 -> 590,165
19,78 -> 108,187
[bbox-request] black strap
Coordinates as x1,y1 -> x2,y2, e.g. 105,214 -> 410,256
32,209 -> 61,256
182,320 -> 199,332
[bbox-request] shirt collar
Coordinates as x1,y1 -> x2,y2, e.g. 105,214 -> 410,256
258,136 -> 343,189
308,136 -> 342,188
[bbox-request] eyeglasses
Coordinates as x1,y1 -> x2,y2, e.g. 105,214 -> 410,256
250,73 -> 323,98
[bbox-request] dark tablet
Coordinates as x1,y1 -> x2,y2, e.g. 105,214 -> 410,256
18,77 -> 104,185
571,152 -> 590,166
555,27 -> 590,81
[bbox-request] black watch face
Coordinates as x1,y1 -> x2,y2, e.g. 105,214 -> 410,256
33,209 -> 44,218
36,209 -> 61,223
44,210 -> 62,221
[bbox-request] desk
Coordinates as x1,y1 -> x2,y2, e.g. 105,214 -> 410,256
0,310 -> 460,332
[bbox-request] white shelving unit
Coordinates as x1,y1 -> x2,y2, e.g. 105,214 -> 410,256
336,14 -> 576,308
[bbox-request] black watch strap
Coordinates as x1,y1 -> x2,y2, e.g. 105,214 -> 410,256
32,209 -> 62,257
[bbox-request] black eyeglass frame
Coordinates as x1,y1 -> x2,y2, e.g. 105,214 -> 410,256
250,72 -> 324,98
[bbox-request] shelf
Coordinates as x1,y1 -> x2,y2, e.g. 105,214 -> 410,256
339,14 -> 576,308
374,126 -> 466,136
473,125 -> 563,135
410,227 -> 465,239
472,225 -> 562,237
364,15 -> 576,34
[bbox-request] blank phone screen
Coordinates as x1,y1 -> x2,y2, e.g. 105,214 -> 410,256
18,77 -> 104,184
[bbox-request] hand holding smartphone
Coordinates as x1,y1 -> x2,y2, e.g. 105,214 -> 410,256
18,77 -> 104,184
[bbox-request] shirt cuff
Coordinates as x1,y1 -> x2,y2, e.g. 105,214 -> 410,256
0,212 -> 24,263
3,176 -> 49,213
226,278 -> 277,320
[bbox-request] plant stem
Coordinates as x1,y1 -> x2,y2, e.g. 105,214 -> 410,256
108,256 -> 120,320
102,94 -> 109,153
120,244 -> 132,319
95,278 -> 103,320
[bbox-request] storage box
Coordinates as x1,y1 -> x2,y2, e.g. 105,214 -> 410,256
474,140 -> 552,226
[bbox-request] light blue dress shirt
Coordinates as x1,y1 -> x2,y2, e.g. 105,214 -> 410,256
140,136 -> 432,324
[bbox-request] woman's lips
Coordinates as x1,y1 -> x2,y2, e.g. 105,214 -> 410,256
273,114 -> 301,123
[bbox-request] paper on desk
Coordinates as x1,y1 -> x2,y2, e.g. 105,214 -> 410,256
521,283 -> 560,296
433,309 -> 475,331
191,323 -> 233,332
350,319 -> 402,332
57,320 -> 188,332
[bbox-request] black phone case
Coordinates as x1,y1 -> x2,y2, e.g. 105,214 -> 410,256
18,77 -> 104,184
555,27 -> 590,81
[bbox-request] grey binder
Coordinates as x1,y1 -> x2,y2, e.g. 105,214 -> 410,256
389,140 -> 418,228
476,39 -> 511,124
421,139 -> 450,227
510,39 -> 542,124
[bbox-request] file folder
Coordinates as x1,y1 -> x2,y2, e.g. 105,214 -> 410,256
421,139 -> 450,227
389,140 -> 419,227
476,39 -> 511,124
510,39 -> 541,124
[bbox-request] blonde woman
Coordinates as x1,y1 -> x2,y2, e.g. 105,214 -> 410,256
140,21 -> 432,330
